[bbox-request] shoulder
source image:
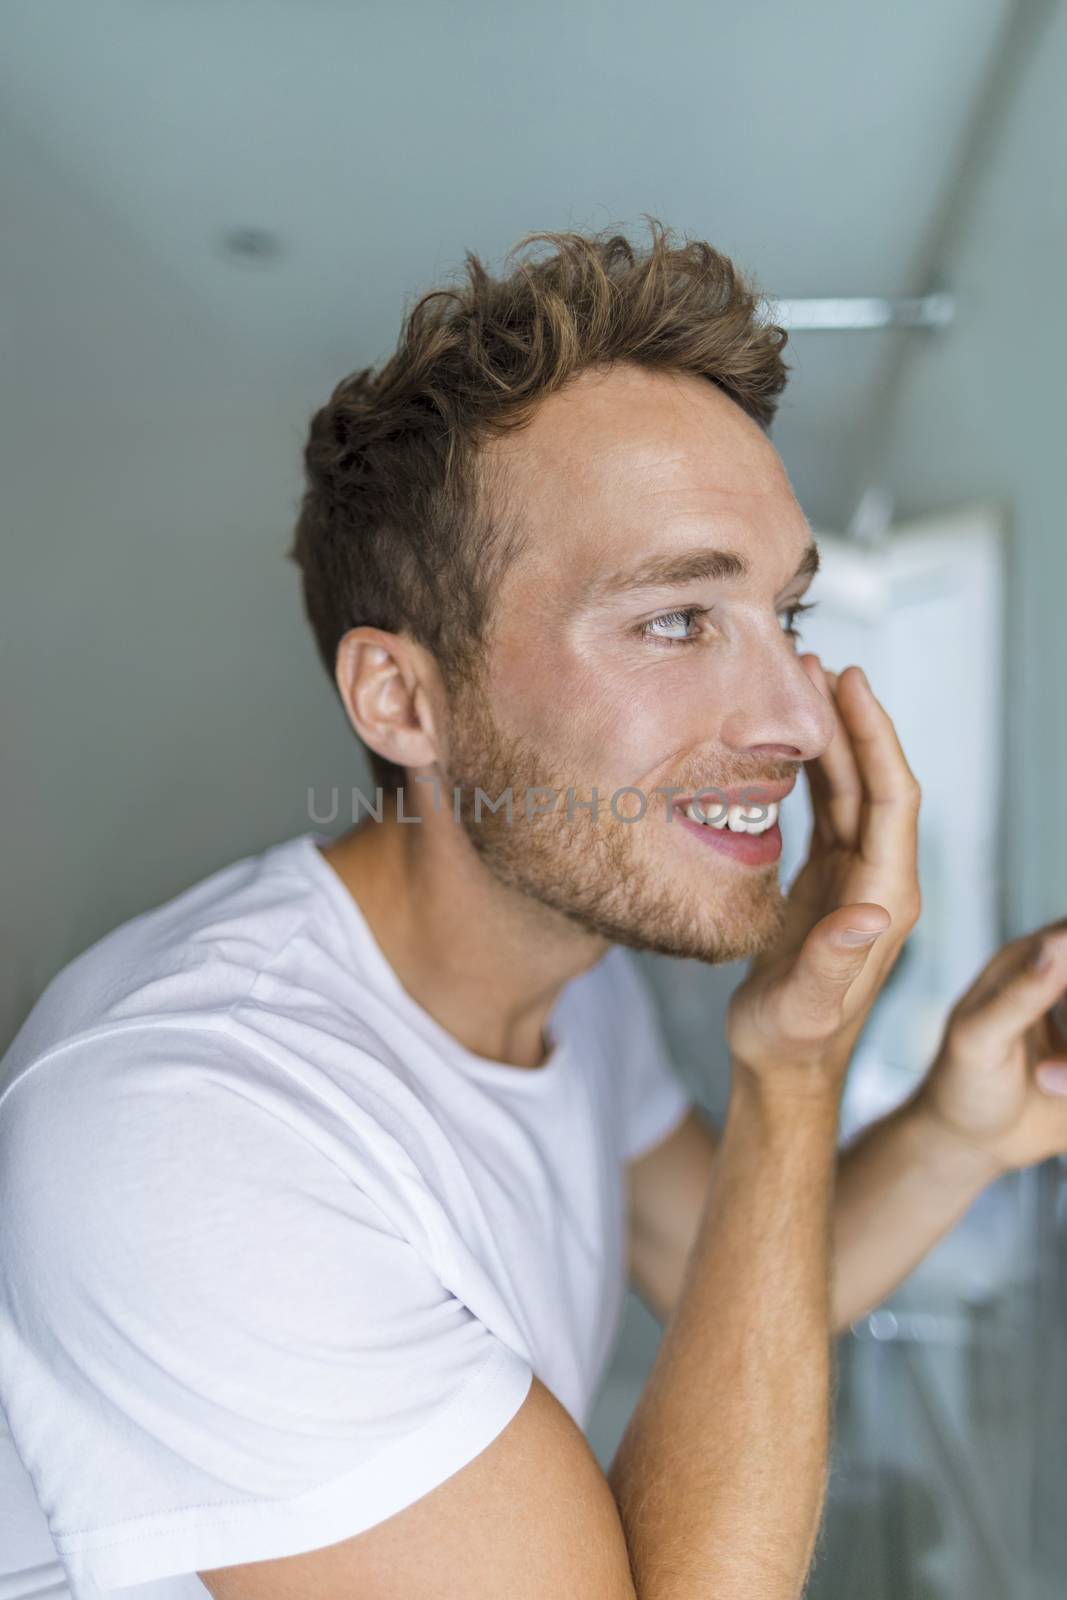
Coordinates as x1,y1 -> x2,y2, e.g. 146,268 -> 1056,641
0,1018 -> 428,1353
0,1000 -> 460,1326
0,1019 -> 310,1216
0,835 -> 341,1098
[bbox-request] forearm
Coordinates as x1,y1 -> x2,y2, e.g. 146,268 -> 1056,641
830,1090 -> 1001,1330
608,1076 -> 840,1600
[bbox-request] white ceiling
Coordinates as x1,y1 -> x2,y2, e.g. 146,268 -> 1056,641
2,0 -> 1014,525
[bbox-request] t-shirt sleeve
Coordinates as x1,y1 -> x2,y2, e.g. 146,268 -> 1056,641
0,1028 -> 533,1598
607,948 -> 694,1162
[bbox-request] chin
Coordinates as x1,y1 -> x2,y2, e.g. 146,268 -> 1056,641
557,877 -> 788,968
622,915 -> 783,967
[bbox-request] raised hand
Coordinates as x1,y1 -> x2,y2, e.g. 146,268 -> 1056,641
914,920 -> 1067,1174
726,657 -> 923,1092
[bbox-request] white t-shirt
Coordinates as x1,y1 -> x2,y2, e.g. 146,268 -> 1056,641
0,831 -> 692,1600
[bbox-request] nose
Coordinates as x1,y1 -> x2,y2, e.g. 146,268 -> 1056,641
717,649 -> 836,763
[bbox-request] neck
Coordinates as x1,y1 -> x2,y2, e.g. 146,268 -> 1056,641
317,797 -> 610,1069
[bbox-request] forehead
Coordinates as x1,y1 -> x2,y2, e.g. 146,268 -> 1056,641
485,363 -> 808,607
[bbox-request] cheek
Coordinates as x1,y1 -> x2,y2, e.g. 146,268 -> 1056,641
561,663 -> 716,782
488,624 -> 723,778
483,625 -> 565,737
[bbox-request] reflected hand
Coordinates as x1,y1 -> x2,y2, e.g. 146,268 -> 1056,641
726,659 -> 923,1092
915,921 -> 1067,1174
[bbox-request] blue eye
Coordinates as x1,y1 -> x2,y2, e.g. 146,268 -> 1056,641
640,607 -> 707,646
639,600 -> 818,648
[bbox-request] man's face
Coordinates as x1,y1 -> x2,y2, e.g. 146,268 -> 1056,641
441,362 -> 836,965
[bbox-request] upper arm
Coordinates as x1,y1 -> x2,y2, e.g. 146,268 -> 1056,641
199,1374 -> 638,1600
626,1103 -> 719,1324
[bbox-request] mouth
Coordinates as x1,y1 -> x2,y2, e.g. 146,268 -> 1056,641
669,780 -> 795,867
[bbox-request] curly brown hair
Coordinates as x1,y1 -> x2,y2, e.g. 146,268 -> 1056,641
288,217 -> 790,796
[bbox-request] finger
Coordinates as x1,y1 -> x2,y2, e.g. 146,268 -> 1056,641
800,667 -> 835,852
833,666 -> 922,874
952,929 -> 1067,1058
801,762 -> 835,855
955,918 -> 1067,1020
803,658 -> 861,844
774,903 -> 892,1042
799,654 -> 863,848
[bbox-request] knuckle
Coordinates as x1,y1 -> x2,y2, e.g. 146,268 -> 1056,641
900,889 -> 922,926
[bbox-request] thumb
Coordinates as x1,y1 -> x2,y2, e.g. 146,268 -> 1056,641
778,904 -> 892,1040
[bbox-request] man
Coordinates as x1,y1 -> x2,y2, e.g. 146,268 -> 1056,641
2,222 -> 1066,1600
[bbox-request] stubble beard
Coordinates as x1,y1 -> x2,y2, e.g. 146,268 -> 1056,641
441,675 -> 788,965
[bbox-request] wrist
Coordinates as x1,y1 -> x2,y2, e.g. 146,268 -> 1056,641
902,1088 -> 1008,1191
729,1057 -> 844,1129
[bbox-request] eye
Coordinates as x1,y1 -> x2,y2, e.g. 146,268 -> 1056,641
639,607 -> 709,646
778,600 -> 817,640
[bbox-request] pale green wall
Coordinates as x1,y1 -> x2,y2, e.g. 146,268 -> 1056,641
0,133 -> 366,1046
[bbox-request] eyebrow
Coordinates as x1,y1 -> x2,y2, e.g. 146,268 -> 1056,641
586,539 -> 820,603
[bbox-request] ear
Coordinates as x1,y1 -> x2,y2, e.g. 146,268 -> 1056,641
334,626 -> 440,777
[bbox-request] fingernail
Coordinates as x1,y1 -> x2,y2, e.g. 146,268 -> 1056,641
1037,1063 -> 1067,1096
840,927 -> 882,946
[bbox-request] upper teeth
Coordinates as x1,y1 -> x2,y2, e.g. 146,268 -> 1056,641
686,799 -> 779,834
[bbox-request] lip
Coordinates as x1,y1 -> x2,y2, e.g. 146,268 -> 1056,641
676,811 -> 784,865
670,777 -> 798,816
